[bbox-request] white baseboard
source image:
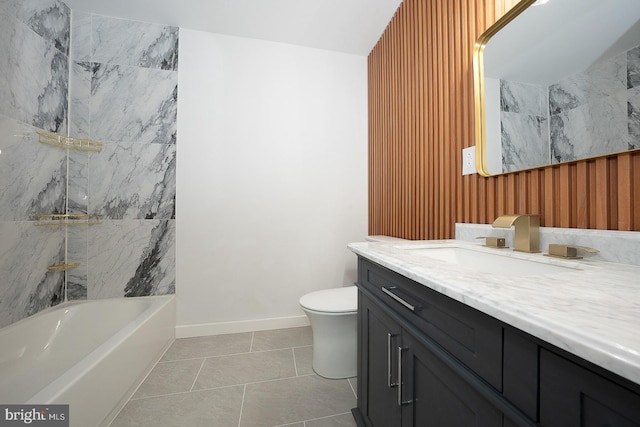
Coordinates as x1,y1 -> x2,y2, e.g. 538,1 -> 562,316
175,315 -> 311,338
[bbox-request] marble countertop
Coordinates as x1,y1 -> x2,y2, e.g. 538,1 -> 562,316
348,239 -> 640,385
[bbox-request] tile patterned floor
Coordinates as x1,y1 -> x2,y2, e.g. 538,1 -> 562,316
110,326 -> 358,427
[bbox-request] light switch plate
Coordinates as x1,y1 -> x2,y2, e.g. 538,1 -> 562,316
462,146 -> 477,175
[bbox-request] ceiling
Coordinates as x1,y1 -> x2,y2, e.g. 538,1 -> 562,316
63,0 -> 404,56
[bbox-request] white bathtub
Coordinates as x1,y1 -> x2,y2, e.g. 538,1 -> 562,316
0,295 -> 175,427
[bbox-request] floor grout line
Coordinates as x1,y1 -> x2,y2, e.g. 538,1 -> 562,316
127,383 -> 243,402
292,347 -> 299,377
303,411 -> 353,423
164,346 -> 308,367
249,331 -> 255,352
190,372 -> 321,394
348,378 -> 357,399
129,373 -> 319,402
237,384 -> 246,427
189,358 -> 206,392
163,345 -> 292,363
271,411 -> 354,427
161,350 -> 250,362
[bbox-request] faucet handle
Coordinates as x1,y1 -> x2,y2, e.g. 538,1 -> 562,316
546,244 -> 599,259
475,236 -> 507,248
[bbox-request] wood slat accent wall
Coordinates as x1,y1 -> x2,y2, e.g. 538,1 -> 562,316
368,0 -> 640,239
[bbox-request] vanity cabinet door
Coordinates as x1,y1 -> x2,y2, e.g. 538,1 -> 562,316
358,289 -> 511,427
540,349 -> 640,426
401,332 -> 504,427
358,291 -> 403,427
358,258 -> 503,390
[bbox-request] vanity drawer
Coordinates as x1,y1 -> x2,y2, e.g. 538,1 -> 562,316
358,257 -> 503,390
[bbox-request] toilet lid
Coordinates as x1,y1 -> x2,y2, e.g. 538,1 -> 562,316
299,286 -> 358,313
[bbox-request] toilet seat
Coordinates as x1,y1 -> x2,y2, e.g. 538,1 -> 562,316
299,286 -> 357,313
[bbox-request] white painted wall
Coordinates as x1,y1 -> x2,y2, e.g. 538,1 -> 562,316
175,29 -> 368,337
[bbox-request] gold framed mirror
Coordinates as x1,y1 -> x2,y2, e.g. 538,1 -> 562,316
474,0 -> 640,176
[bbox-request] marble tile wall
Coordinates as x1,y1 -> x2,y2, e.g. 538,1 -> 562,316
0,1 -> 178,328
0,0 -> 70,328
68,12 -> 178,300
0,0 -> 69,133
500,44 -> 640,173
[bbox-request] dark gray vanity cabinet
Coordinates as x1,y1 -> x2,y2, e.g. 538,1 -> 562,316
357,292 -> 504,427
353,256 -> 640,427
354,257 -> 527,427
539,350 -> 640,426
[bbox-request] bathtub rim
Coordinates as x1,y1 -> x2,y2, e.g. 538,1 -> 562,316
0,294 -> 161,333
26,294 -> 175,405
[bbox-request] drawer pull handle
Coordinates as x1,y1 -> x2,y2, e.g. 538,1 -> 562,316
398,347 -> 413,406
382,286 -> 422,312
387,333 -> 399,388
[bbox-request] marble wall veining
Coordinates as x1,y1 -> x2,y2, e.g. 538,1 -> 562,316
67,12 -> 178,301
0,0 -> 69,133
0,1 -> 178,328
499,44 -> 640,173
0,0 -> 70,328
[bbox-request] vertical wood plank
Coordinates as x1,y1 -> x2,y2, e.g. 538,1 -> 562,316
617,153 -> 632,231
486,177 -> 496,222
497,176 -> 506,218
608,157 -> 619,231
426,0 -> 436,239
595,158 -> 610,229
559,165 -> 571,227
517,171 -> 529,214
529,169 -> 541,215
543,168 -> 555,227
633,153 -> 640,230
588,160 -> 598,228
576,161 -> 589,228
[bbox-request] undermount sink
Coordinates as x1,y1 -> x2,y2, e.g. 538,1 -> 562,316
404,246 -> 579,277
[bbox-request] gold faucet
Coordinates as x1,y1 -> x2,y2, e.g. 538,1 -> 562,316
492,214 -> 540,253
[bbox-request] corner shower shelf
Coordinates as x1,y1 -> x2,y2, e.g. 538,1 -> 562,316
33,213 -> 103,226
37,130 -> 103,152
47,262 -> 81,272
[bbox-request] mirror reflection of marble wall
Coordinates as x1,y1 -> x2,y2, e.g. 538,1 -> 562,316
499,80 -> 549,172
499,44 -> 640,173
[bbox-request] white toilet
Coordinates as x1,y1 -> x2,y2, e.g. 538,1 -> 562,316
299,286 -> 358,379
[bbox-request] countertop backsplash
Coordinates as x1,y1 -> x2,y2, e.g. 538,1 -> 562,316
455,223 -> 640,267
